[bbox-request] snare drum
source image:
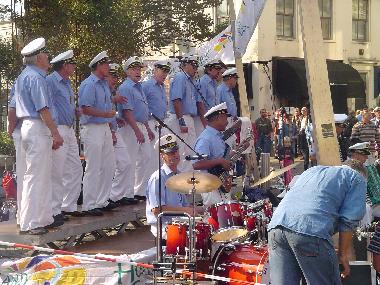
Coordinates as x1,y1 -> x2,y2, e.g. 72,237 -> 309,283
207,202 -> 248,243
213,244 -> 270,285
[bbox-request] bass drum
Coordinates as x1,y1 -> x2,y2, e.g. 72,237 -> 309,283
212,244 -> 270,285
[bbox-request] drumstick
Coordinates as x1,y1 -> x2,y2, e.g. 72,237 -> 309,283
0,241 -> 265,285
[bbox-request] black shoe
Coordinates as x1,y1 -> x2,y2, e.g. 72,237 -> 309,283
20,227 -> 48,235
62,211 -> 86,217
54,214 -> 69,221
134,195 -> 146,201
84,209 -> 104,216
45,219 -> 64,229
117,197 -> 138,205
101,201 -> 119,211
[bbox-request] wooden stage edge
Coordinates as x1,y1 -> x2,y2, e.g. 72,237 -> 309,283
0,202 -> 146,249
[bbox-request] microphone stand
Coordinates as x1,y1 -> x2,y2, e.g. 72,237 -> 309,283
151,113 -> 203,158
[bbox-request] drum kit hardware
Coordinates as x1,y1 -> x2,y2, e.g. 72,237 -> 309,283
153,171 -> 273,285
252,161 -> 301,187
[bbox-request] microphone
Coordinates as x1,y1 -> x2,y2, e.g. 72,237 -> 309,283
252,60 -> 272,64
185,154 -> 208,161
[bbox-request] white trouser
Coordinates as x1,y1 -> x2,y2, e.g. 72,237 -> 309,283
20,119 -> 54,231
166,114 -> 197,172
201,190 -> 231,207
51,125 -> 83,214
12,128 -> 24,225
80,124 -> 115,211
148,119 -> 162,176
110,130 -> 133,201
193,116 -> 205,138
120,124 -> 152,197
225,117 -> 237,148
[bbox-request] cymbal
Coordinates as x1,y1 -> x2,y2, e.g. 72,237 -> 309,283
252,161 -> 301,187
166,171 -> 222,194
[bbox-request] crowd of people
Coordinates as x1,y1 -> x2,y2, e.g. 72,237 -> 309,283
7,37 -> 240,235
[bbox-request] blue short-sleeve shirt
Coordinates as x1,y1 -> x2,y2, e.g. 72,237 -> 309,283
15,65 -> 55,120
198,74 -> 218,111
78,73 -> 113,125
142,78 -> 167,120
117,78 -> 149,123
194,126 -> 226,160
146,164 -> 189,227
46,71 -> 75,126
169,71 -> 201,116
217,82 -> 237,117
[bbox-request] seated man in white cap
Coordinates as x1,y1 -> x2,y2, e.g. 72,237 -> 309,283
146,134 -> 194,238
78,51 -> 118,216
193,102 -> 233,206
47,50 -> 84,220
15,37 -> 64,234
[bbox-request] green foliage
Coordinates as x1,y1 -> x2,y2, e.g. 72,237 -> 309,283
0,132 -> 15,156
18,0 -> 222,79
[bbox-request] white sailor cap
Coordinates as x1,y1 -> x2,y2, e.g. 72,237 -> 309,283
21,37 -> 47,57
204,59 -> 223,69
222,68 -> 238,78
153,60 -> 171,72
50,49 -> 75,64
109,63 -> 120,75
348,142 -> 371,155
154,134 -> 179,153
89,51 -> 111,68
181,54 -> 199,65
334,114 -> 348,124
122,56 -> 144,71
204,102 -> 229,119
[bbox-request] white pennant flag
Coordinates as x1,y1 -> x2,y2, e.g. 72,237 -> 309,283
195,0 -> 267,65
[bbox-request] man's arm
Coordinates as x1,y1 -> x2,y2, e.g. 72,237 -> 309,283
81,106 -> 115,118
196,101 -> 207,127
123,110 -> 144,144
7,108 -> 17,137
173,99 -> 188,133
193,158 -> 231,171
338,231 -> 352,278
39,107 -> 63,150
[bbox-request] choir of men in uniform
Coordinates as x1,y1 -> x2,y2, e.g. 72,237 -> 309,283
8,36 -> 243,235
47,50 -> 84,219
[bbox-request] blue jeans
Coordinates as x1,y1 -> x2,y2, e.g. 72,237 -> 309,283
268,227 -> 341,285
257,134 -> 272,155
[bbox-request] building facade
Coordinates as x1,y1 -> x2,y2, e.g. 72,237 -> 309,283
212,0 -> 380,117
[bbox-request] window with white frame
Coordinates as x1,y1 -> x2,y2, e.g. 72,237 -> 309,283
215,0 -> 229,27
276,0 -> 295,38
318,0 -> 332,40
352,0 -> 369,41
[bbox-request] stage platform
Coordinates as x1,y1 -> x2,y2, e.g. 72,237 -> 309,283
0,202 -> 146,249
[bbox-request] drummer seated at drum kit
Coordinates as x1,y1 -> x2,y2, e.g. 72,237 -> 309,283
193,102 -> 234,207
146,134 -> 201,240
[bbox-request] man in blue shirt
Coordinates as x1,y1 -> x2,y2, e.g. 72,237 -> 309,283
193,102 -> 232,206
167,55 -> 207,172
268,159 -> 368,284
146,134 -> 193,237
115,56 -> 155,202
142,60 -> 171,176
47,50 -> 84,220
79,51 -> 117,216
15,38 -> 64,235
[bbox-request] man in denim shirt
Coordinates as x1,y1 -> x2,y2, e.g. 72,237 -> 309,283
268,158 -> 368,284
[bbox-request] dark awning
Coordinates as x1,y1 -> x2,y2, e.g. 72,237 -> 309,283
273,57 -> 366,108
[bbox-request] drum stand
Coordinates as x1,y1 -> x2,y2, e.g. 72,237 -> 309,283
153,175 -> 199,285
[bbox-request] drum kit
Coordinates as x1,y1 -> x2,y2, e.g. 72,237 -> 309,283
153,171 -> 273,285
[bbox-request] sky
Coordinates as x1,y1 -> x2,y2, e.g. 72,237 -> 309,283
0,0 -> 23,20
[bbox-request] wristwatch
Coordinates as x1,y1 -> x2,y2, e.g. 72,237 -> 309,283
178,117 -> 186,127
